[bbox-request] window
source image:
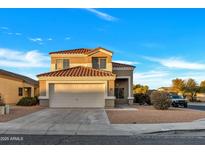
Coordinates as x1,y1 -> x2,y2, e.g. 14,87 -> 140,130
63,59 -> 70,69
115,88 -> 125,99
92,58 -> 106,69
55,59 -> 69,70
18,88 -> 23,96
92,58 -> 99,69
55,59 -> 62,70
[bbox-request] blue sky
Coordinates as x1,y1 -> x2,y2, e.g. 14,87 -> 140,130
1,8 -> 205,89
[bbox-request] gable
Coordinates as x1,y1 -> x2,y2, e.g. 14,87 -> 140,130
88,48 -> 112,57
88,51 -> 112,63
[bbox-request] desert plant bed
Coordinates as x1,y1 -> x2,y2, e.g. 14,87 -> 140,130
106,105 -> 205,124
0,105 -> 45,122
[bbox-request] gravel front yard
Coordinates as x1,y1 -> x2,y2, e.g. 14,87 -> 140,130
106,106 -> 205,124
0,105 -> 45,122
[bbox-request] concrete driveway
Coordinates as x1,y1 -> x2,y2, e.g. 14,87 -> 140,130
0,108 -> 111,135
7,108 -> 110,125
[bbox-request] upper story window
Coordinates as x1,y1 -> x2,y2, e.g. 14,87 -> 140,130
55,59 -> 70,70
92,57 -> 106,69
63,59 -> 69,69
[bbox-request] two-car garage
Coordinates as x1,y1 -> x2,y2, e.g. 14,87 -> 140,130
37,66 -> 116,108
49,83 -> 105,108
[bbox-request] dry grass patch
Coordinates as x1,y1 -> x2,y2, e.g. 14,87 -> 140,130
0,105 -> 45,122
106,106 -> 205,124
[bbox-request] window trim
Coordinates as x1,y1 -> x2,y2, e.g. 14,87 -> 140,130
55,59 -> 70,70
92,57 -> 107,69
63,59 -> 70,69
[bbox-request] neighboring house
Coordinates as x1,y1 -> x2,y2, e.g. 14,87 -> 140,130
0,69 -> 39,104
37,47 -> 135,108
158,87 -> 172,92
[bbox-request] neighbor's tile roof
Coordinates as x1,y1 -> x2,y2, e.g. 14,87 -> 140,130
49,47 -> 112,55
112,62 -> 136,68
37,66 -> 115,77
0,69 -> 38,86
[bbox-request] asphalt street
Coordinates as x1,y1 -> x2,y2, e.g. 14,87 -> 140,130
188,104 -> 205,111
1,134 -> 205,145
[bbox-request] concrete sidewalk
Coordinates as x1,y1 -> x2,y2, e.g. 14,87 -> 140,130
1,118 -> 205,136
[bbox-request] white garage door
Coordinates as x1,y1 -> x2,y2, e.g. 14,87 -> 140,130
49,83 -> 105,108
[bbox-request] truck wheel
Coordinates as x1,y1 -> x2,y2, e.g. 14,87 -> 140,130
184,103 -> 188,108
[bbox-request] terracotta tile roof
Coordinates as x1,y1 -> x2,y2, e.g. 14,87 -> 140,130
49,48 -> 93,55
0,69 -> 38,86
49,47 -> 112,55
37,66 -> 115,77
112,62 -> 136,68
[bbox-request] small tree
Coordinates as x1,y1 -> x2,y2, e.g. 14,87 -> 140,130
199,80 -> 205,93
150,91 -> 171,110
184,78 -> 198,101
171,78 -> 185,94
133,84 -> 149,94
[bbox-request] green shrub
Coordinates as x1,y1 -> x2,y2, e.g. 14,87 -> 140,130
134,93 -> 151,105
150,91 -> 171,110
17,97 -> 39,106
0,103 -> 5,106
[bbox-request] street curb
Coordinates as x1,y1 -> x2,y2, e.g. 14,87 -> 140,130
144,129 -> 205,135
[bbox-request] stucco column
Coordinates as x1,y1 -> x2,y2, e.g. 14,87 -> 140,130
105,80 -> 116,108
127,75 -> 134,105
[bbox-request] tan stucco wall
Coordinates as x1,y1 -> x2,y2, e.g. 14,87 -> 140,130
39,80 -> 46,96
50,49 -> 112,72
105,99 -> 115,108
196,93 -> 205,102
0,75 -> 36,104
108,80 -> 115,96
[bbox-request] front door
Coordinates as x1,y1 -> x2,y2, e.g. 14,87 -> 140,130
115,78 -> 129,103
115,88 -> 125,99
24,87 -> 31,97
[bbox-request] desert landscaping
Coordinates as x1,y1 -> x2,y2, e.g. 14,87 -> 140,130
106,105 -> 205,124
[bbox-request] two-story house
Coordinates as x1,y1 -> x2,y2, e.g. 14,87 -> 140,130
37,47 -> 135,108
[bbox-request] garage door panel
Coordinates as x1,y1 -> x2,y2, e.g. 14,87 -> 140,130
49,83 -> 105,108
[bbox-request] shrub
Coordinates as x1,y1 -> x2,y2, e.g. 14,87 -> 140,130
134,93 -> 151,105
150,91 -> 171,110
17,97 -> 39,106
0,103 -> 5,106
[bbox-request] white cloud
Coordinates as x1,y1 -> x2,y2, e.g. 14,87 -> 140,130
15,33 -> 22,36
113,60 -> 139,65
0,27 -> 8,30
47,38 -> 52,41
7,32 -> 13,35
134,70 -> 169,79
144,56 -> 205,70
29,38 -> 43,42
85,8 -> 118,21
65,37 -> 71,40
0,48 -> 49,68
133,70 -> 171,89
